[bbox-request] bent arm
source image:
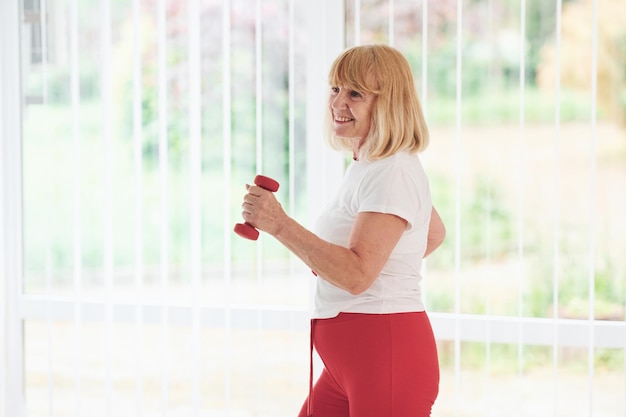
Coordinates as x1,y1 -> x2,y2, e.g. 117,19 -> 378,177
424,206 -> 446,258
272,211 -> 407,295
241,184 -> 407,295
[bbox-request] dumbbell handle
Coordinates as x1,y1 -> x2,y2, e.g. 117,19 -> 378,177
234,175 -> 280,240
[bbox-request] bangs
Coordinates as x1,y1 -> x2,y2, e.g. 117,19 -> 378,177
328,47 -> 380,94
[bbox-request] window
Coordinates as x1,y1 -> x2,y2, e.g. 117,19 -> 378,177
3,0 -> 626,416
344,1 -> 626,415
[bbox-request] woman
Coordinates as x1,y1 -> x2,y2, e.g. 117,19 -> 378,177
240,44 -> 445,417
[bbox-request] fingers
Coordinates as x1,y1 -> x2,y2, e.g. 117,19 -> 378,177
245,184 -> 267,197
241,184 -> 272,220
243,184 -> 274,207
242,191 -> 261,209
241,201 -> 252,215
240,209 -> 252,223
239,182 -> 284,236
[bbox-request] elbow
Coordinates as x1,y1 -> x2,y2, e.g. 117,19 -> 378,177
345,275 -> 375,296
347,285 -> 368,296
347,285 -> 367,296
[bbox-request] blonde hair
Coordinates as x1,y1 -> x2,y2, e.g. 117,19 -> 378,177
324,44 -> 429,160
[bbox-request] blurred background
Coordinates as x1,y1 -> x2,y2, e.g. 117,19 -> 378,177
2,0 -> 625,416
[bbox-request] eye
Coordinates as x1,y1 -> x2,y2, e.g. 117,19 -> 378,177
350,90 -> 363,98
330,86 -> 340,94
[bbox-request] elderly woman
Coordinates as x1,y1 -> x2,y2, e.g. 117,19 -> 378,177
240,44 -> 445,417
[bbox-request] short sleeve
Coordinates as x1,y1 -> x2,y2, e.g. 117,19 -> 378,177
357,163 -> 423,230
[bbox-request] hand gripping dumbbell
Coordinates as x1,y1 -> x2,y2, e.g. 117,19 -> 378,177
234,175 -> 280,240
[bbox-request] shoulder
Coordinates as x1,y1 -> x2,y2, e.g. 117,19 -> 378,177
356,153 -> 424,193
364,152 -> 424,177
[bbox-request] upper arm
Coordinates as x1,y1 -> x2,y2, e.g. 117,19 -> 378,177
346,211 -> 407,292
424,206 -> 446,258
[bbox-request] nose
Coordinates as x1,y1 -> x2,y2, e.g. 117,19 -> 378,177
330,90 -> 348,111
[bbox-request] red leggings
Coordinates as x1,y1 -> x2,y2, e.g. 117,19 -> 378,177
298,312 -> 439,417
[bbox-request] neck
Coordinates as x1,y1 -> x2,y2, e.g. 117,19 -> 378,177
351,138 -> 361,161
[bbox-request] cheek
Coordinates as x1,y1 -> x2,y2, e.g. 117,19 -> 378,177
362,107 -> 374,127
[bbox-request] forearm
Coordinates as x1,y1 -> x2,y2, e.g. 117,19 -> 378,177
241,185 -> 405,294
272,216 -> 369,294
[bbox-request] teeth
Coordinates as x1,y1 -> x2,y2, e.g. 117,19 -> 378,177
335,116 -> 353,122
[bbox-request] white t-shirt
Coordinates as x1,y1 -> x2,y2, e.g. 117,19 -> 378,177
313,151 -> 432,319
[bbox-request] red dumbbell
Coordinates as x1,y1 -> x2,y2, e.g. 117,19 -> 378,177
234,175 -> 280,240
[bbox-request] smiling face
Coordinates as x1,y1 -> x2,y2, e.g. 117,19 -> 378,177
328,84 -> 377,147
324,45 -> 429,160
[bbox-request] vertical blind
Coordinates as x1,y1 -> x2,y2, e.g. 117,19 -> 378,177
1,1 -> 25,417
349,0 -> 623,416
3,0 -> 626,416
16,0 -> 318,415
